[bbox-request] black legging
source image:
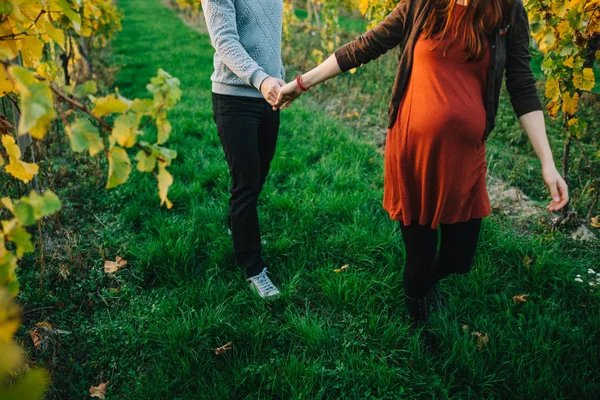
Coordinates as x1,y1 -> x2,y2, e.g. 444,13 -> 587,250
400,219 -> 482,299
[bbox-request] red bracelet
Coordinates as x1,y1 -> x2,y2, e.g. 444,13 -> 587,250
296,75 -> 310,92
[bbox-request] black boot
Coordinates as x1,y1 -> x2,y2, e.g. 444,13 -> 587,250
405,290 -> 438,353
405,290 -> 436,326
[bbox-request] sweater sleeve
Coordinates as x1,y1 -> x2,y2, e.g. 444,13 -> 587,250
334,0 -> 409,73
201,0 -> 268,89
504,0 -> 543,117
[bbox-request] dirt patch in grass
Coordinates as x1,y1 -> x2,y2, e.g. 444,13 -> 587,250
160,0 -> 208,34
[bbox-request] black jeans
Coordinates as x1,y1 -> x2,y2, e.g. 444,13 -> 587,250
212,93 -> 280,277
400,219 -> 482,299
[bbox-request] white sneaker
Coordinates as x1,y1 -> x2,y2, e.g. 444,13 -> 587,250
248,268 -> 280,299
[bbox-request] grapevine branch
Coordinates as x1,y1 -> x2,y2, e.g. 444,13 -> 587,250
50,85 -> 167,163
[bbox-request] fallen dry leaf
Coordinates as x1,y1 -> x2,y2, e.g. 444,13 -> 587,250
591,216 -> 600,228
104,256 -> 128,274
90,381 -> 109,399
471,332 -> 489,351
29,329 -> 42,350
215,342 -> 233,356
334,264 -> 350,273
522,255 -> 533,267
512,294 -> 529,304
36,321 -> 52,330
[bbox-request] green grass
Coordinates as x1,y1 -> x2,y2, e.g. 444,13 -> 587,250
15,0 -> 600,398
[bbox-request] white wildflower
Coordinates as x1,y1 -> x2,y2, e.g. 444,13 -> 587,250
588,269 -> 596,274
575,277 -> 584,283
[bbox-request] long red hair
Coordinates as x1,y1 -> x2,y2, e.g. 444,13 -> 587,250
422,0 -> 514,60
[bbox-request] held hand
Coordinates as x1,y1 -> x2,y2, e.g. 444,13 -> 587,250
543,164 -> 569,212
260,77 -> 284,106
274,80 -> 304,110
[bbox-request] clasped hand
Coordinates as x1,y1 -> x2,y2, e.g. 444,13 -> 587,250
261,77 -> 306,110
272,80 -> 305,111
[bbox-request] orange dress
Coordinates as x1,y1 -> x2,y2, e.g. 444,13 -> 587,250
383,6 -> 492,229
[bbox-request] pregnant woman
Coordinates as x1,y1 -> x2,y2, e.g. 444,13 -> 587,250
275,0 -> 569,336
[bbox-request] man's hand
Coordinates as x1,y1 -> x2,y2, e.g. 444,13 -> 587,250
543,164 -> 569,212
274,80 -> 304,110
260,77 -> 284,106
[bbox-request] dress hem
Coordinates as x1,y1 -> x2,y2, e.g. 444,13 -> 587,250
386,208 -> 492,229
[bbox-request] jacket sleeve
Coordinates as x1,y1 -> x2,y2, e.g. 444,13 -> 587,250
334,1 -> 409,73
504,0 -> 543,117
201,0 -> 268,89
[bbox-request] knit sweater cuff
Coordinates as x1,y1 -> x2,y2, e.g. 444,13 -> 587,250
251,69 -> 269,91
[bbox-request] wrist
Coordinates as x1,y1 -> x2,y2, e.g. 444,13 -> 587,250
296,75 -> 310,92
541,158 -> 556,171
252,70 -> 270,91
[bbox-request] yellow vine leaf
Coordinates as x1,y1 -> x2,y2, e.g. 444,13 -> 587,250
157,166 -> 173,209
112,113 -> 140,148
20,35 -> 44,69
584,0 -> 600,12
156,116 -> 171,145
106,147 -> 132,189
0,67 -> 15,97
9,66 -> 55,139
36,61 -> 59,81
0,288 -> 21,341
65,119 -> 104,156
0,342 -> 23,375
545,100 -> 560,118
562,91 -> 579,115
358,0 -> 370,15
41,19 -> 66,49
0,25 -> 19,60
1,135 -> 39,183
573,68 -> 595,91
545,78 -> 560,101
91,94 -> 130,118
135,150 -> 157,172
591,216 -> 600,228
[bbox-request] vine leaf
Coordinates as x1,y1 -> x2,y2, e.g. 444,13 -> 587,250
157,166 -> 173,209
91,94 -> 130,118
66,119 -> 104,156
10,66 -> 55,139
135,150 -> 157,172
106,147 -> 132,188
1,135 -> 39,183
562,92 -> 579,115
112,113 -> 141,148
573,68 -> 595,91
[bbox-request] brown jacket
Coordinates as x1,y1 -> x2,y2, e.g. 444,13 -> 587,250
334,0 -> 543,141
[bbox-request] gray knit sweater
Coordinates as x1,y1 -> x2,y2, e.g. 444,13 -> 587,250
202,0 -> 285,98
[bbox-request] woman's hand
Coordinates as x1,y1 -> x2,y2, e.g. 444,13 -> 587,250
273,80 -> 304,110
542,164 -> 569,211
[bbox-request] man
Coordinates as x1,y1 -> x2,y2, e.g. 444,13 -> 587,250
202,0 -> 284,299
